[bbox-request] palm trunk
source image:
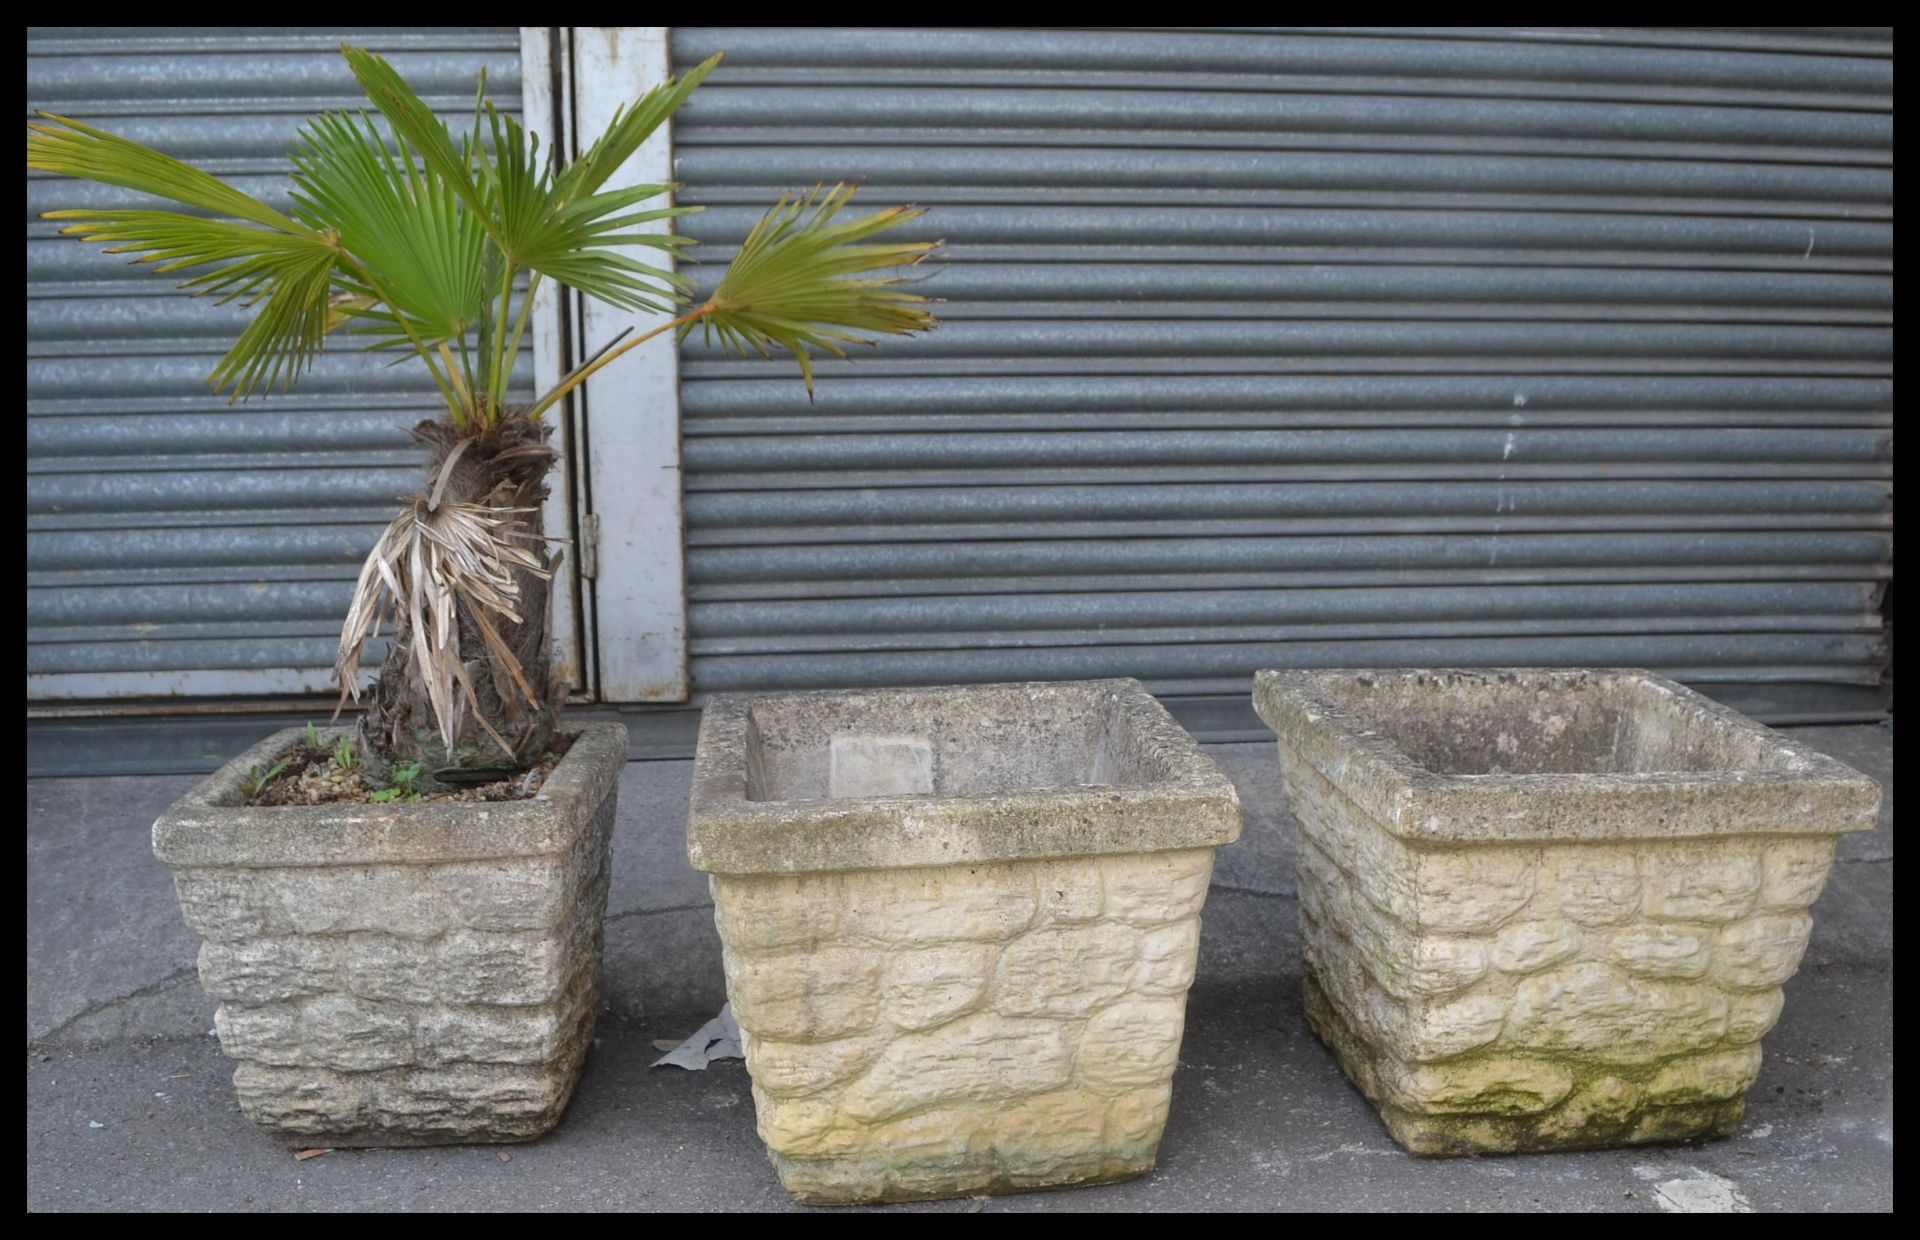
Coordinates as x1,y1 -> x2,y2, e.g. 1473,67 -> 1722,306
358,412 -> 565,790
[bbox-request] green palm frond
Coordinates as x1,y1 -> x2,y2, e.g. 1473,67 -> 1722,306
28,114 -> 345,399
338,45 -> 493,238
32,51 -> 938,426
478,105 -> 693,314
555,52 -> 721,200
688,183 -> 939,394
209,242 -> 341,398
525,184 -> 939,419
33,210 -> 331,294
345,43 -> 713,310
475,101 -> 550,259
512,182 -> 694,314
290,111 -> 492,353
27,112 -> 311,231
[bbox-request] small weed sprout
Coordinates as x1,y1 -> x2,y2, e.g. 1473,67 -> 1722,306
240,758 -> 292,799
370,762 -> 425,803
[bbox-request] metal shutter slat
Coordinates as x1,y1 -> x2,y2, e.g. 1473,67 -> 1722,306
671,26 -> 1892,716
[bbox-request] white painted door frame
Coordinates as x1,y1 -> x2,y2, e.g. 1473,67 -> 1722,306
521,27 -> 690,703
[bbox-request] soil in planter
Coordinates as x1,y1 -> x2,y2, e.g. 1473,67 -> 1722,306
242,732 -> 573,807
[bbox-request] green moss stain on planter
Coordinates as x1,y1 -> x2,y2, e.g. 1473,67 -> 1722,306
718,850 -> 1212,1202
689,680 -> 1241,1203
1256,668 -> 1879,1156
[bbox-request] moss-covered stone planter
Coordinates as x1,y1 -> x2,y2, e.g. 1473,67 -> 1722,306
1254,668 -> 1879,1156
151,723 -> 627,1146
688,679 -> 1241,1203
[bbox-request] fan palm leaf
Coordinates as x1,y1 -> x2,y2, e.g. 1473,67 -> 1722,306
480,104 -> 694,314
28,114 -> 346,398
523,184 -> 939,419
691,183 -> 939,394
344,44 -> 717,320
290,110 -> 492,354
27,111 -> 311,229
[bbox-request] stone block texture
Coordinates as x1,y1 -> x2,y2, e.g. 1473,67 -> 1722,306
152,723 -> 628,1146
1255,669 -> 1880,1156
690,680 -> 1241,1202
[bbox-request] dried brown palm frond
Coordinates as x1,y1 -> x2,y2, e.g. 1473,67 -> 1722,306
334,453 -> 552,759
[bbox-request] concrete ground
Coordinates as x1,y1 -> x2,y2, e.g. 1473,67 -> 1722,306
26,725 -> 1892,1212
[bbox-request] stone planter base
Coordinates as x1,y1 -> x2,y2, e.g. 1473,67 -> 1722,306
689,680 -> 1241,1202
152,723 -> 628,1146
717,847 -> 1218,1202
1301,973 -> 1745,1156
1255,669 -> 1879,1157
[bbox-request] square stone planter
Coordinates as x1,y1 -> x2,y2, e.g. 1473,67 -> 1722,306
1253,668 -> 1880,1156
688,679 -> 1241,1203
151,722 -> 628,1146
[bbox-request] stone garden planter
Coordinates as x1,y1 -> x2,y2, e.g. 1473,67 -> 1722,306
688,679 -> 1241,1203
151,722 -> 628,1146
1253,668 -> 1880,1156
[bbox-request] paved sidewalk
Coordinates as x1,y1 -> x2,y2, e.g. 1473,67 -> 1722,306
26,727 -> 1892,1212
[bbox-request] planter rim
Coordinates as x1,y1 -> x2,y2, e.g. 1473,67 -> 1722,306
152,721 -> 629,868
687,677 -> 1240,875
1253,666 -> 1879,844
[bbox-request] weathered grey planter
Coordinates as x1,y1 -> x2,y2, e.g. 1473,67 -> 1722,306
688,679 -> 1241,1203
1253,668 -> 1879,1156
151,722 -> 627,1146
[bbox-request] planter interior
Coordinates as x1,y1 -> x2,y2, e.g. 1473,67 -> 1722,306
742,684 -> 1153,801
1254,668 -> 1880,1156
1291,668 -> 1819,779
689,679 -> 1241,1203
152,722 -> 628,1147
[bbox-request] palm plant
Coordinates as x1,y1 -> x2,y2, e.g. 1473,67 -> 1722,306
28,46 -> 936,787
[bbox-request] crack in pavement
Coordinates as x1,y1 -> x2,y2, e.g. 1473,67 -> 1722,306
31,965 -> 199,1045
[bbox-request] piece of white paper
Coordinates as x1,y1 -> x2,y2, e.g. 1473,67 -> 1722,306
650,1003 -> 743,1070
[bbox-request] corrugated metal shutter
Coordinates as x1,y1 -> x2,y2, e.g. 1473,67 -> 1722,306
26,27 -> 529,701
671,26 -> 1892,718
